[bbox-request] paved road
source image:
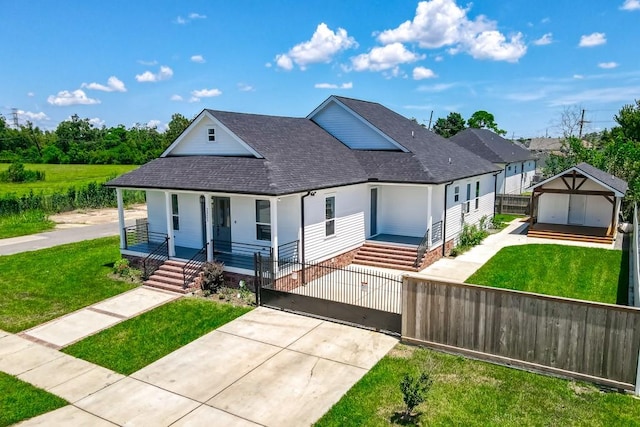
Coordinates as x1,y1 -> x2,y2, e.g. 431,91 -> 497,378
0,220 -> 134,256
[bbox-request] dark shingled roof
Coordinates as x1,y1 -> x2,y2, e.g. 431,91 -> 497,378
108,97 -> 502,194
575,162 -> 628,194
449,128 -> 535,164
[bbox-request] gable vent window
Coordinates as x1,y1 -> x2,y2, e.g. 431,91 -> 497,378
207,127 -> 216,142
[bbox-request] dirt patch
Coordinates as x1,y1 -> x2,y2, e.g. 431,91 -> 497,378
568,381 -> 598,396
437,372 -> 502,387
388,344 -> 418,359
51,204 -> 147,228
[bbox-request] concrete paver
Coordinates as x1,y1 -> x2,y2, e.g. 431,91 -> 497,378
172,406 -> 261,427
0,329 -> 7,338
92,286 -> 179,318
0,339 -> 63,375
217,306 -> 322,347
75,377 -> 200,427
15,405 -> 117,427
0,333 -> 36,357
24,310 -> 122,348
48,365 -> 124,403
17,354 -> 97,392
132,330 -> 281,402
208,349 -> 367,427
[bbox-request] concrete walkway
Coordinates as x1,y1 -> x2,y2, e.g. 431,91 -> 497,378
3,307 -> 397,426
22,287 -> 180,349
417,219 -> 615,282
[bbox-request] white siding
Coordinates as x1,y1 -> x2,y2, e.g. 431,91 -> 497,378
522,160 -> 536,189
312,101 -> 398,150
444,174 -> 496,242
167,115 -> 254,156
378,186 -> 428,237
277,195 -> 300,245
304,184 -> 367,261
172,193 -> 204,249
538,194 -> 569,224
585,196 -> 612,227
495,170 -> 506,194
146,191 -> 167,238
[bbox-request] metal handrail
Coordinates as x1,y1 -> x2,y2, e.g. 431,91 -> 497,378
183,246 -> 206,289
142,237 -> 169,279
431,220 -> 443,245
413,227 -> 430,268
278,240 -> 299,261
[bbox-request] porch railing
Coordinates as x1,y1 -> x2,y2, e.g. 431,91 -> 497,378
213,240 -> 272,270
183,245 -> 207,289
278,240 -> 299,261
413,227 -> 431,268
124,220 -> 167,250
142,237 -> 169,279
431,220 -> 443,245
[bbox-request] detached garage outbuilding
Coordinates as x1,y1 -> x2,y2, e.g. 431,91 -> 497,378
528,162 -> 628,244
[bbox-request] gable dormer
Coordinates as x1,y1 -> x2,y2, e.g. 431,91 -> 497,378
162,110 -> 261,158
308,97 -> 405,151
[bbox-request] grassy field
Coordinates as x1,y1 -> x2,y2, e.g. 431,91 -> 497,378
0,210 -> 55,239
0,236 -> 135,332
316,344 -> 640,426
466,244 -> 627,304
0,164 -> 137,196
63,298 -> 251,375
0,372 -> 67,426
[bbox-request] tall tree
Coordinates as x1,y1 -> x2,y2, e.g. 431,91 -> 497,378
432,112 -> 466,138
164,113 -> 191,146
467,110 -> 506,135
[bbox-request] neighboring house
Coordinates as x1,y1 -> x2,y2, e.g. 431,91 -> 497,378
107,96 -> 500,289
450,128 -> 537,194
528,162 -> 628,244
528,137 -> 564,153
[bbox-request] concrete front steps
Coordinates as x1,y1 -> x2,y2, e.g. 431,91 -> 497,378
527,229 -> 613,244
352,242 -> 421,271
143,260 -> 203,294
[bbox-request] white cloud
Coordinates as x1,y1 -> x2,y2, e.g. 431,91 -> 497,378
18,110 -> 49,121
191,88 -> 222,97
579,32 -> 606,47
351,42 -> 424,72
417,82 -> 456,92
81,76 -> 127,92
137,59 -> 158,66
533,33 -> 553,46
598,62 -> 619,69
573,74 -> 584,79
191,55 -> 205,63
377,0 -> 526,62
434,55 -> 444,62
88,117 -> 105,127
413,66 -> 437,80
147,119 -> 167,130
275,23 -> 357,70
170,94 -> 183,101
621,0 -> 640,10
47,89 -> 100,106
188,96 -> 200,103
175,16 -> 187,24
135,66 -> 173,83
237,83 -> 255,92
174,13 -> 205,24
27,92 -> 35,97
314,82 -> 353,89
189,12 -> 206,19
541,17 -> 551,24
549,86 -> 640,106
265,62 -> 272,68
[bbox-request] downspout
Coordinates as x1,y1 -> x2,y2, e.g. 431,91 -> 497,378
442,181 -> 454,256
300,190 -> 315,284
493,172 -> 499,216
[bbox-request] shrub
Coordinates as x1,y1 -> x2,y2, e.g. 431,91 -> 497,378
400,371 -> 433,419
451,218 -> 489,256
113,258 -> 131,277
200,261 -> 225,293
0,162 -> 45,183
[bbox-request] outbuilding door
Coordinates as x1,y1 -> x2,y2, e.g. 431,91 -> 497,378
568,194 -> 586,225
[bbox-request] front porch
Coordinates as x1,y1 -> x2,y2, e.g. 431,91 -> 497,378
527,223 -> 613,244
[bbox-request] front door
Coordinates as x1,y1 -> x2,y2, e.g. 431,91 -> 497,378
568,194 -> 586,225
370,188 -> 378,236
212,197 -> 231,252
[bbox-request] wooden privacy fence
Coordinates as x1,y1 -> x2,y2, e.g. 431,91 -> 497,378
495,194 -> 530,215
402,275 -> 640,392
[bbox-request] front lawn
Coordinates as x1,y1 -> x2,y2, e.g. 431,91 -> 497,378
0,236 -> 135,332
63,298 -> 251,375
316,344 -> 640,426
0,372 -> 67,427
466,244 -> 627,304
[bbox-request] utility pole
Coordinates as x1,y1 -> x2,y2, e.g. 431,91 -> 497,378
11,108 -> 19,128
427,110 -> 434,130
578,109 -> 590,139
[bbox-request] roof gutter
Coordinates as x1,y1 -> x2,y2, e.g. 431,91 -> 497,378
442,181 -> 454,256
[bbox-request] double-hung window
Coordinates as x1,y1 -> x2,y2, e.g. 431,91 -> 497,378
475,181 -> 480,210
255,200 -> 271,241
454,186 -> 460,202
171,194 -> 179,230
325,196 -> 335,236
465,183 -> 471,213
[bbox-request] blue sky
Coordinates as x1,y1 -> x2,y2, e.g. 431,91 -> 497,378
2,0 -> 639,138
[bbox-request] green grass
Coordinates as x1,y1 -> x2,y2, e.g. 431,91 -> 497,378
316,344 -> 640,427
0,236 -> 135,332
0,210 -> 55,239
63,298 -> 251,375
0,372 -> 67,427
0,164 -> 137,196
493,213 -> 523,224
466,244 -> 627,304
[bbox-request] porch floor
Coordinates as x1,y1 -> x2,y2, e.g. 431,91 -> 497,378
528,223 -> 612,244
367,233 -> 421,246
125,243 -> 255,270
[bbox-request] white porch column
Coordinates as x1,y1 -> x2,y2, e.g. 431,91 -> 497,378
164,191 -> 176,257
116,188 -> 126,250
205,194 -> 213,262
427,186 -> 433,244
270,197 -> 279,261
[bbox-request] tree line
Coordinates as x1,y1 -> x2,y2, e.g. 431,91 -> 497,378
0,113 -> 191,165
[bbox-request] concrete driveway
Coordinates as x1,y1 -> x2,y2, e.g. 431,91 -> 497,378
12,307 -> 398,426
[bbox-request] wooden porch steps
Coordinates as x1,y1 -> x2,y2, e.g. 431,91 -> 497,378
353,242 -> 421,271
527,229 -> 613,244
143,260 -> 203,294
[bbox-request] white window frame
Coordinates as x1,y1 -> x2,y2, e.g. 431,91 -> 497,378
454,186 -> 460,202
465,183 -> 471,214
255,200 -> 271,241
325,196 -> 336,237
207,127 -> 216,142
475,181 -> 480,210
